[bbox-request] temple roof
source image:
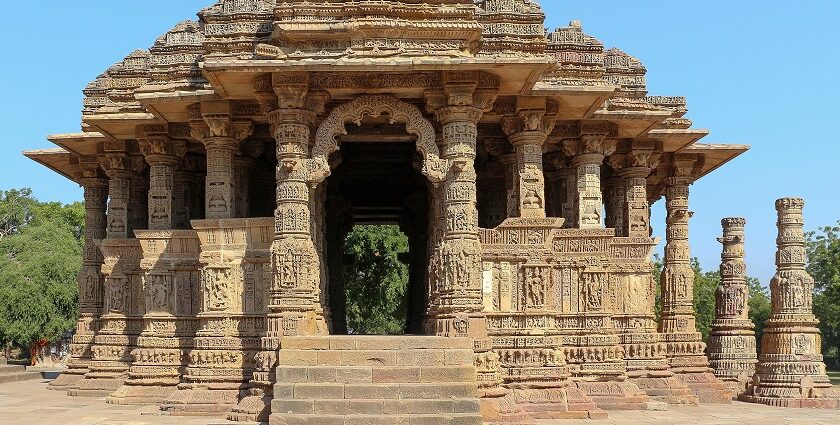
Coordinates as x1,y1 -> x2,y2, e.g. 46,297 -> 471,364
30,0 -> 748,190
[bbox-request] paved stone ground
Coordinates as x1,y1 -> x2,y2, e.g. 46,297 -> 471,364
0,380 -> 838,425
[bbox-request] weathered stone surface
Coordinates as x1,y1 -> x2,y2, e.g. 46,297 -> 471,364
23,0 -> 806,423
740,199 -> 840,408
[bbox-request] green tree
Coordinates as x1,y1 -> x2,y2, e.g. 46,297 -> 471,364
806,222 -> 840,368
0,189 -> 82,362
343,225 -> 409,335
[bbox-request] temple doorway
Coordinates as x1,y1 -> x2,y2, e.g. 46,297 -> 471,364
324,140 -> 430,335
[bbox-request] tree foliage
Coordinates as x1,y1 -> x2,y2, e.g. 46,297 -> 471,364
343,225 -> 409,335
806,222 -> 840,367
0,189 -> 82,358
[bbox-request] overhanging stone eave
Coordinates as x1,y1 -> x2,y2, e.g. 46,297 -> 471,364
683,142 -> 751,180
23,147 -> 79,182
529,83 -> 617,120
646,128 -> 711,153
48,132 -> 109,158
83,113 -> 159,141
135,89 -> 221,123
592,109 -> 673,138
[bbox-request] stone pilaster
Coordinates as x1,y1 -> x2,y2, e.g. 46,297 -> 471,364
741,199 -> 840,408
501,107 -> 557,219
51,161 -> 108,391
708,218 -> 757,396
563,134 -> 617,229
659,155 -> 732,402
499,153 -> 519,219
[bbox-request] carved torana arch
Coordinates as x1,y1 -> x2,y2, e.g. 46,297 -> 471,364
313,95 -> 449,184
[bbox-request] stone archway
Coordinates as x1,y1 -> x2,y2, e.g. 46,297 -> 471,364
313,94 -> 449,185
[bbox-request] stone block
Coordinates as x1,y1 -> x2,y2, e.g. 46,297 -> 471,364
345,384 -> 401,400
293,383 -> 345,400
372,367 -> 421,383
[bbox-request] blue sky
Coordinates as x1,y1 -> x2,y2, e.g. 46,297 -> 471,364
2,1 -> 838,283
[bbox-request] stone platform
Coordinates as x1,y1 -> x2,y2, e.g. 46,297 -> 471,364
2,380 -> 839,425
0,358 -> 42,384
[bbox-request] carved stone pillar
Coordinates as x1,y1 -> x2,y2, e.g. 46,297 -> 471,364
234,156 -> 254,219
429,104 -> 486,331
501,107 -> 557,219
563,134 -> 617,229
191,102 -> 254,220
231,79 -> 330,423
708,218 -> 757,396
612,147 -> 658,238
742,199 -> 840,408
50,161 -> 108,391
138,130 -> 186,230
603,174 -> 625,235
70,149 -> 144,397
499,153 -> 518,219
659,155 -> 732,402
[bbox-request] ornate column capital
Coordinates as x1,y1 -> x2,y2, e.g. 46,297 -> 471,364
138,127 -> 187,167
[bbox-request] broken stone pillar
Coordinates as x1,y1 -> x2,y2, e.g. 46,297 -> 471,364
707,217 -> 757,396
659,155 -> 732,403
741,198 -> 840,408
51,159 -> 108,391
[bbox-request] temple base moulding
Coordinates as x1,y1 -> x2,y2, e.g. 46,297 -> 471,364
67,375 -> 126,398
673,371 -> 734,404
47,370 -> 86,391
630,375 -> 700,405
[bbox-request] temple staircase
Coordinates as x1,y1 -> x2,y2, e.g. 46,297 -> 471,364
269,336 -> 483,425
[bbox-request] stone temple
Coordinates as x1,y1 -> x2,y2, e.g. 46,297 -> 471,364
22,0 -> 837,423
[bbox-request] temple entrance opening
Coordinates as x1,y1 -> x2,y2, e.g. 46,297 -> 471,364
324,136 -> 430,336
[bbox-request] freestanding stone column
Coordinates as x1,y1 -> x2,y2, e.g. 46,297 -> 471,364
708,217 -> 757,396
742,198 -> 840,408
659,155 -> 731,402
50,160 -> 108,390
563,133 -> 617,229
620,149 -> 658,238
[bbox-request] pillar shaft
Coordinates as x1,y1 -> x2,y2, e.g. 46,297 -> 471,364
430,106 -> 485,319
140,135 -> 185,230
708,218 -> 757,395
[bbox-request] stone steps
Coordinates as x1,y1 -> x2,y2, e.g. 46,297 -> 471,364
0,363 -> 42,384
269,336 -> 484,425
